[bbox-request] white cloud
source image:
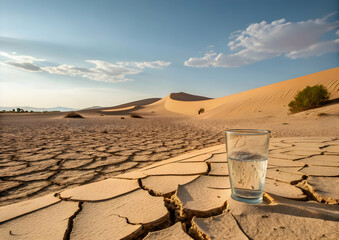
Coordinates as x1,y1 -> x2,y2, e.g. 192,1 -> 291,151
184,51 -> 217,67
185,13 -> 339,68
42,60 -> 170,82
41,64 -> 91,76
0,51 -> 44,63
5,62 -> 42,72
0,51 -> 44,72
117,60 -> 171,69
42,60 -> 142,83
0,51 -> 171,82
286,39 -> 339,59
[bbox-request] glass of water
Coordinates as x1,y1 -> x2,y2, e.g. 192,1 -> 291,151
225,129 -> 270,204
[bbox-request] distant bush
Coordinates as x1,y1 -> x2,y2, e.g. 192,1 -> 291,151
130,114 -> 143,118
198,108 -> 205,115
121,117 -> 125,119
64,111 -> 84,118
317,112 -> 328,117
288,85 -> 330,113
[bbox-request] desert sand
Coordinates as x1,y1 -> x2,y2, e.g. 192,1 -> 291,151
133,67 -> 338,118
0,68 -> 338,239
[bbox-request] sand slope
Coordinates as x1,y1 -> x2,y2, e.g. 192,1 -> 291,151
78,68 -> 338,119
135,93 -> 213,117
80,98 -> 161,114
143,68 -> 338,119
170,92 -> 212,101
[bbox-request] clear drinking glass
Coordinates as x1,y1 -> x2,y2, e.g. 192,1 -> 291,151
225,129 -> 270,204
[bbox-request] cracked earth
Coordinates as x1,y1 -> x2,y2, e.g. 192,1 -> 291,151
1,113 -> 337,208
0,133 -> 338,239
0,115 -> 226,207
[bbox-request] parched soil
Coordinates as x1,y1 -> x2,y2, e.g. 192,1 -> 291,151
0,112 -> 337,207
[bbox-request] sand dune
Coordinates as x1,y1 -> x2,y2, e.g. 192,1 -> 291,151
96,93 -> 213,117
169,92 -> 212,101
80,98 -> 161,113
78,68 -> 338,119
140,68 -> 339,119
102,105 -> 136,112
134,93 -> 214,117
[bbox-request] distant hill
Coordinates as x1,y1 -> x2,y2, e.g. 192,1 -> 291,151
0,106 -> 77,112
170,92 -> 212,101
80,98 -> 161,112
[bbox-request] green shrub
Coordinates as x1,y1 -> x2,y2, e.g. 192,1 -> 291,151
288,85 -> 330,113
130,114 -> 143,118
64,111 -> 84,118
198,108 -> 205,115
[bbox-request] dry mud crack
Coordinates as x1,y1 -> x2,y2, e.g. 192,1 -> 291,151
0,137 -> 338,239
0,117 -> 225,207
63,201 -> 83,240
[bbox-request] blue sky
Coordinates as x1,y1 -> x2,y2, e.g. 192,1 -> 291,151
0,0 -> 338,108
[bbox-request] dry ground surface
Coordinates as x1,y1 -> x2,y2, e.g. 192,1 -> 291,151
0,136 -> 338,239
0,112 -> 338,207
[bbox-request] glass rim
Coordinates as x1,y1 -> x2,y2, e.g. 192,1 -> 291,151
225,129 -> 271,135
